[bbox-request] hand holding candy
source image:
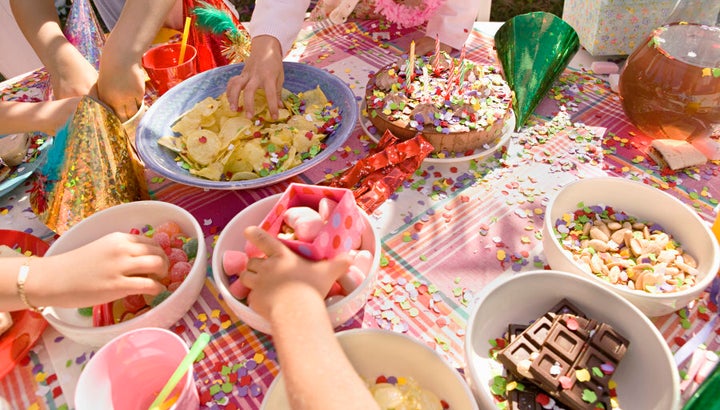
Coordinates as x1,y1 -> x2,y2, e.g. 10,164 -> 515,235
39,232 -> 169,310
282,206 -> 325,242
238,226 -> 352,320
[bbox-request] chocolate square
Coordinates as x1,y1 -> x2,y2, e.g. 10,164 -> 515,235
549,298 -> 586,317
576,346 -> 616,385
508,323 -> 529,342
590,323 -> 629,362
525,314 -> 555,348
497,335 -> 539,379
529,346 -> 572,391
507,387 -> 544,410
558,377 -> 611,410
544,318 -> 585,363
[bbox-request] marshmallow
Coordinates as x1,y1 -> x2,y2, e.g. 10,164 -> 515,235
338,265 -> 367,295
318,197 -> 338,221
608,73 -> 620,93
222,250 -> 248,276
283,206 -> 325,242
691,136 -> 720,160
590,61 -> 620,75
228,278 -> 250,300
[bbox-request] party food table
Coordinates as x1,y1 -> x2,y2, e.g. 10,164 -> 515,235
1,20 -> 719,410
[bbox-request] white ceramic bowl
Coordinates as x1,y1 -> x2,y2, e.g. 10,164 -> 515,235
211,194 -> 380,335
542,177 -> 720,317
465,270 -> 680,410
263,328 -> 479,410
43,200 -> 207,347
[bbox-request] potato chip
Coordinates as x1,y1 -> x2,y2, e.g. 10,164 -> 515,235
185,130 -> 222,166
190,161 -> 224,180
158,87 -> 341,181
218,116 -> 253,145
299,86 -> 328,110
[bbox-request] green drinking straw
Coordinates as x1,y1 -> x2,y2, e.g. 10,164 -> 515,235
148,332 -> 211,410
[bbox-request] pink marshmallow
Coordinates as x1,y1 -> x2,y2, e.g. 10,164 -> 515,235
590,61 -> 619,75
318,197 -> 338,220
350,250 -> 373,276
228,278 -> 251,300
691,136 -> 720,160
223,250 -> 248,276
338,265 -> 366,295
283,206 -> 325,242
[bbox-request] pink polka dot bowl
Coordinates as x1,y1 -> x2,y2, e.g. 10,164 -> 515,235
211,192 -> 381,335
43,200 -> 207,347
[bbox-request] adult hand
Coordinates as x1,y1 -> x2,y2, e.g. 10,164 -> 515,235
226,35 -> 285,120
239,226 -> 351,319
412,35 -> 453,56
35,232 -> 169,308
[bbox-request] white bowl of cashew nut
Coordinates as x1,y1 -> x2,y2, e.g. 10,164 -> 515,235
542,177 -> 720,317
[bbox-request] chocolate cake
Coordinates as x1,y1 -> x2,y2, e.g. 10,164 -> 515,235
365,51 -> 513,154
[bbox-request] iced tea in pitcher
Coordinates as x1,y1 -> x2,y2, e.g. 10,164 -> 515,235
619,23 -> 720,141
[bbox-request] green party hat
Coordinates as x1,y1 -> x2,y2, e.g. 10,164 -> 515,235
494,12 -> 580,129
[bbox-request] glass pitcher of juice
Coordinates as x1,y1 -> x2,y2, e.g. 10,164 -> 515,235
618,0 -> 720,141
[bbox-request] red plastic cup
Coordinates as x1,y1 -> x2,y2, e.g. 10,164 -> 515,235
141,43 -> 197,96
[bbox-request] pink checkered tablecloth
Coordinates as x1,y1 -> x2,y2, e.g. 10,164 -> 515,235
1,20 -> 719,410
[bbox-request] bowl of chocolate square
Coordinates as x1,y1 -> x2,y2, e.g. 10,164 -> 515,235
464,270 -> 680,410
542,177 -> 720,317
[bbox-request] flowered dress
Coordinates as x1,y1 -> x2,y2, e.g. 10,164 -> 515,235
309,0 -> 446,28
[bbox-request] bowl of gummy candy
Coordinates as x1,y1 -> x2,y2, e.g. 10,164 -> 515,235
211,183 -> 381,334
43,200 -> 207,347
542,177 -> 720,317
262,328 -> 478,409
464,270 -> 680,410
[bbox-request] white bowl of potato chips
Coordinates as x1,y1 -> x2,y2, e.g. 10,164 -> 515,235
136,62 -> 358,189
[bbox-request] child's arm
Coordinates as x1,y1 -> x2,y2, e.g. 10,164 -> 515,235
0,232 -> 168,312
227,0 -> 311,120
0,98 -> 80,135
9,0 -> 98,99
97,0 -> 177,122
239,226 -> 380,410
226,35 -> 285,120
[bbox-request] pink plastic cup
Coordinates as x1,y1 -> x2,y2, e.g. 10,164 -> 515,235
75,327 -> 199,410
141,43 -> 197,96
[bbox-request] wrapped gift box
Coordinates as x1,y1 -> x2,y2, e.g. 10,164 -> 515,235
562,0 -> 676,56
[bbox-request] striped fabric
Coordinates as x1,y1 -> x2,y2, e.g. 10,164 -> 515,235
0,19 -> 718,410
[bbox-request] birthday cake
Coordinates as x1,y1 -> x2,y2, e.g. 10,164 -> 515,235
365,50 -> 514,154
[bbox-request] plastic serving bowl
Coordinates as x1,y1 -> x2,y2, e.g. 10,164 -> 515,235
262,328 -> 479,410
465,270 -> 680,410
542,177 -> 720,317
43,200 -> 207,347
211,194 -> 380,335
